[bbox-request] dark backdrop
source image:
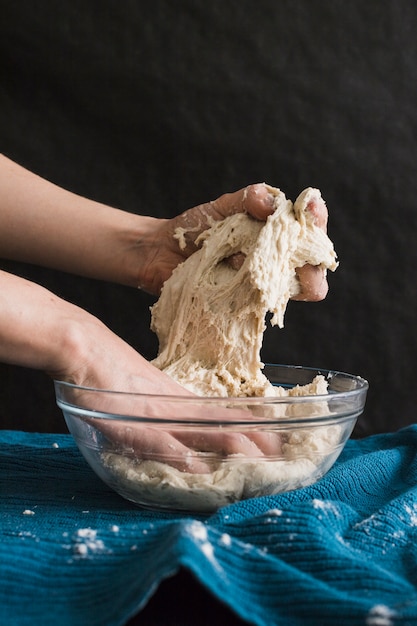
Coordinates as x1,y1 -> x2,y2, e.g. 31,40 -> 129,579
1,0 -> 417,437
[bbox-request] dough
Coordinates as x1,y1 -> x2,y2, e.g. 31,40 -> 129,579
151,186 -> 337,396
104,186 -> 340,511
103,424 -> 340,513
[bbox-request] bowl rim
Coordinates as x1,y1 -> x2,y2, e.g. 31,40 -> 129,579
54,364 -> 368,413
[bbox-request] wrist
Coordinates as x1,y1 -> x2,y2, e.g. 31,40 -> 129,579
121,215 -> 170,293
0,270 -> 99,377
46,310 -> 108,385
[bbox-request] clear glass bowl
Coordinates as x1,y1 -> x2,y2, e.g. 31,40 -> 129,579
54,364 -> 368,514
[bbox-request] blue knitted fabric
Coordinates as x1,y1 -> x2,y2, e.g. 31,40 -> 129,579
2,427 -> 417,626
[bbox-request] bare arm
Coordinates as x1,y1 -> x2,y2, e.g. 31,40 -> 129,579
0,154 -> 160,288
0,268 -> 182,393
0,154 -> 329,298
0,269 -> 273,470
0,159 -> 328,466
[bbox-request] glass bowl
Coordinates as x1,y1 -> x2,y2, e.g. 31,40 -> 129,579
54,364 -> 368,514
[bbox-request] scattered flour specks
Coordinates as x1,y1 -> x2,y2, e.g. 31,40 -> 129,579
73,542 -> 88,557
366,604 -> 396,626
219,533 -> 232,547
262,509 -> 283,523
110,525 -> 119,533
52,442 -> 59,448
18,531 -> 36,539
391,530 -> 404,540
22,510 -> 35,515
266,509 -> 283,516
335,532 -> 349,547
404,503 -> 417,526
201,542 -> 215,560
353,513 -> 379,532
72,528 -> 108,558
186,521 -> 222,571
312,499 -> 341,517
187,520 -> 208,542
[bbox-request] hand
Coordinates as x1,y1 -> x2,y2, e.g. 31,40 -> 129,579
0,158 -> 330,301
51,306 -> 281,474
137,183 -> 330,301
293,190 -> 330,301
0,162 -> 328,473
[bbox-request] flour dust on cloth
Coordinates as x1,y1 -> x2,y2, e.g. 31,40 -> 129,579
151,186 -> 338,397
4,429 -> 417,626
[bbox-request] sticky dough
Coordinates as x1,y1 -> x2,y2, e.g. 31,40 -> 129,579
103,186 -> 340,512
151,186 -> 338,396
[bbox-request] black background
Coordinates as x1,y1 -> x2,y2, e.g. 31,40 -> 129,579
2,0 -> 417,438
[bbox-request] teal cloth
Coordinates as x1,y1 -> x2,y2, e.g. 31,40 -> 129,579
2,427 -> 417,626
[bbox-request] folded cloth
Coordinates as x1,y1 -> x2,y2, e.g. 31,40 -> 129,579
1,427 -> 417,626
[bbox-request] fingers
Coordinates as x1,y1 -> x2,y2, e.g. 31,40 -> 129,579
246,431 -> 283,456
96,420 -> 282,475
96,420 -> 211,474
305,195 -> 328,229
293,191 -> 330,302
96,420 -> 282,474
172,183 -> 275,254
220,186 -> 331,301
213,183 -> 275,271
209,183 -> 276,221
174,429 -> 282,458
293,264 -> 329,301
80,384 -> 284,474
174,430 -> 262,457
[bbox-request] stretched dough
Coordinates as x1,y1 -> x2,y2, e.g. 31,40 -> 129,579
103,186 -> 340,512
151,186 -> 338,396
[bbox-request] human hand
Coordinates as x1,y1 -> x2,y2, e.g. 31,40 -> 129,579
0,158 -> 329,302
52,310 -> 280,474
292,189 -> 330,301
137,183 -> 330,300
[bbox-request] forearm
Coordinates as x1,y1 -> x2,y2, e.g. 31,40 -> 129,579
0,154 -> 160,287
0,268 -> 186,395
0,269 -> 92,374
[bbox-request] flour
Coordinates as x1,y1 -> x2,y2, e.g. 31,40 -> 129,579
366,605 -> 396,626
103,186 -> 340,511
72,528 -> 107,557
